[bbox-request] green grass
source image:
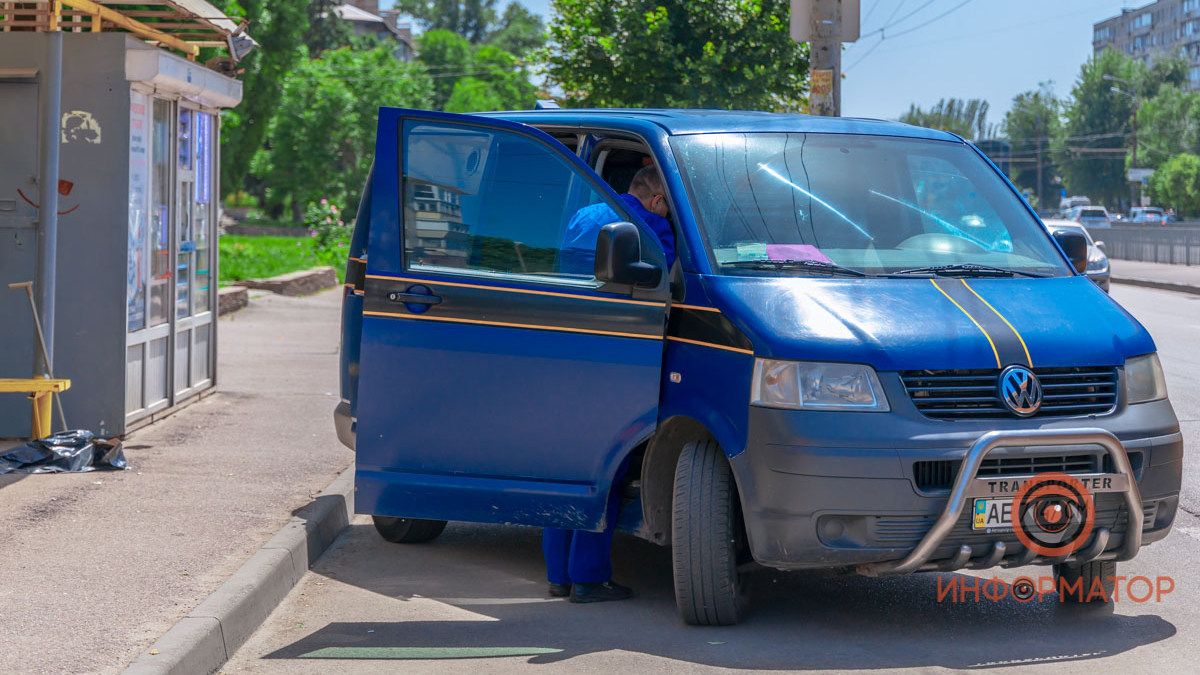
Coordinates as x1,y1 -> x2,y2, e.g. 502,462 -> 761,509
219,235 -> 347,285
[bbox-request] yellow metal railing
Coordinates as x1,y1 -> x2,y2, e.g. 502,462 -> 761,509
0,378 -> 71,440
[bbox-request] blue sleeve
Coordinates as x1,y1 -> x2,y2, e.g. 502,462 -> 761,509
559,203 -> 619,275
647,215 -> 676,267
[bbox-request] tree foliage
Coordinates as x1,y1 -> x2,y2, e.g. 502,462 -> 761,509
304,0 -> 354,55
1135,85 -> 1200,169
547,0 -> 808,110
1051,49 -> 1137,207
488,3 -> 546,56
1148,153 -> 1200,215
419,30 -> 535,111
900,98 -> 993,140
215,0 -> 309,201
254,47 -> 433,219
1003,84 -> 1062,204
396,0 -> 497,43
446,45 -> 536,112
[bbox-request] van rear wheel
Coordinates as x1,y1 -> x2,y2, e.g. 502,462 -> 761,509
671,438 -> 745,626
372,516 -> 447,544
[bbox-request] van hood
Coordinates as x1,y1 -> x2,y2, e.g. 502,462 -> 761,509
702,275 -> 1154,371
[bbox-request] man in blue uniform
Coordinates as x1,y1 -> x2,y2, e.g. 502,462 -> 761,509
545,165 -> 674,604
559,165 -> 676,276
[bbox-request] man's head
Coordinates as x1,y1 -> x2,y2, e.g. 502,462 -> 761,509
628,165 -> 669,218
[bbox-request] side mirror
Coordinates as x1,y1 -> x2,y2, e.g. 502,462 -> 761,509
1095,240 -> 1106,252
595,221 -> 662,287
1053,229 -> 1088,273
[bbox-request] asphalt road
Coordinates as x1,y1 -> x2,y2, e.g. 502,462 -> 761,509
224,284 -> 1200,673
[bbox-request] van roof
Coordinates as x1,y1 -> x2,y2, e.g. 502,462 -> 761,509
477,108 -> 963,142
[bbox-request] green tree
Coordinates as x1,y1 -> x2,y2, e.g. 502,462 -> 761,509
1052,49 -> 1137,207
215,0 -> 309,202
488,3 -> 546,56
396,0 -> 498,43
418,29 -> 475,108
305,0 -> 354,54
899,98 -> 993,140
254,47 -> 433,219
1003,84 -> 1062,206
420,31 -> 534,111
1148,153 -> 1200,215
445,45 -> 536,112
547,0 -> 808,110
1135,85 -> 1200,169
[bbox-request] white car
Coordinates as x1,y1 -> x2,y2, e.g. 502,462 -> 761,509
1044,218 -> 1110,291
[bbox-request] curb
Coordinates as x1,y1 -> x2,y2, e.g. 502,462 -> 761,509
124,465 -> 355,675
1111,276 -> 1200,296
233,267 -> 338,297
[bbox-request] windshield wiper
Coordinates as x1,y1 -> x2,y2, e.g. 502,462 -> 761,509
722,259 -> 869,277
890,263 -> 1047,278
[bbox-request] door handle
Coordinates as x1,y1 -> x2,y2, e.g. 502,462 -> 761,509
387,291 -> 442,305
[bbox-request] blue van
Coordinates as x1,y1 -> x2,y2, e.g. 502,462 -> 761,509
336,109 -> 1182,625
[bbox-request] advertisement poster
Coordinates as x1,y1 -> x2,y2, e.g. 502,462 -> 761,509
127,91 -> 149,332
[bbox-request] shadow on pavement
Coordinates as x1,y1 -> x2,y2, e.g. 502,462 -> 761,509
264,522 -> 1176,670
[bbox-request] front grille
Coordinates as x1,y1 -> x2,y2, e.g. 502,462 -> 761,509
868,499 -> 1160,550
901,366 -> 1119,419
913,451 -> 1143,491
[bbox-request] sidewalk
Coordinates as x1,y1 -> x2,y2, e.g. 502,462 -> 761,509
1110,259 -> 1200,295
0,289 -> 352,674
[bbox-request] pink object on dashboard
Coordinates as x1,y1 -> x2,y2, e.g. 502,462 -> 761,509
765,244 -> 833,263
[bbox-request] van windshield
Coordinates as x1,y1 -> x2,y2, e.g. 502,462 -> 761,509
671,133 -> 1071,277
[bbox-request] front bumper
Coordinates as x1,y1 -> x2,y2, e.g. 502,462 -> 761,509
730,391 -> 1182,572
1086,269 -> 1111,291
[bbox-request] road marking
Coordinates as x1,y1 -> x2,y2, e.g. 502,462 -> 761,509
299,647 -> 563,660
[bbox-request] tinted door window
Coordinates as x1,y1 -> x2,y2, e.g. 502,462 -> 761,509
402,121 -> 623,285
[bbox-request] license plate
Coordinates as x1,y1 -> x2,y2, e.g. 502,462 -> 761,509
973,497 -> 1013,531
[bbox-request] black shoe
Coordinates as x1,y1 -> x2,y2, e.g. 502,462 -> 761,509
569,581 -> 633,604
548,582 -> 572,598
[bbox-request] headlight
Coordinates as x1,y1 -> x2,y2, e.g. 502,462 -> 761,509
1126,353 -> 1167,404
1086,247 -> 1108,272
751,359 -> 890,411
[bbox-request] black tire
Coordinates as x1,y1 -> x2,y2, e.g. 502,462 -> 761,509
1054,560 -> 1117,604
671,438 -> 745,626
372,516 -> 447,544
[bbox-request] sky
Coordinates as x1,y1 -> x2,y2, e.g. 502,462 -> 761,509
388,0 -> 1148,125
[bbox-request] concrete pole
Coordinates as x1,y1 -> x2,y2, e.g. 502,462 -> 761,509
809,0 -> 842,117
35,28 -> 63,377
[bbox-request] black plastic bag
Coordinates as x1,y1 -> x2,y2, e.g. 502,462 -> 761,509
0,430 -> 127,475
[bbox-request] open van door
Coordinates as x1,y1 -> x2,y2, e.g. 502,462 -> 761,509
354,109 -> 670,531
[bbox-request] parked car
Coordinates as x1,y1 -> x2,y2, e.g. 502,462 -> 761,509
338,109 -> 1181,625
1059,195 -> 1091,212
1044,219 -> 1110,291
1065,205 -> 1113,229
1130,207 -> 1165,225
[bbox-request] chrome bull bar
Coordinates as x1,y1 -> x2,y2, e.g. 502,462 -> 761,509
858,428 -> 1143,576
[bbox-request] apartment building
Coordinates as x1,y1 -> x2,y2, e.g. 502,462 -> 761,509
1094,0 -> 1200,88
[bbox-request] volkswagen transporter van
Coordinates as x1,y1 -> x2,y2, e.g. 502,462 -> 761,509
336,109 -> 1182,625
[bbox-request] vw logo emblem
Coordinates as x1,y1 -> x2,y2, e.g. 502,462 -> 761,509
999,365 -> 1043,417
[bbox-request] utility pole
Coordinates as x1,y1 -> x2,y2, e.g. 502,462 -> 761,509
791,0 -> 859,117
1033,110 -> 1044,209
35,1 -> 63,379
810,0 -> 842,116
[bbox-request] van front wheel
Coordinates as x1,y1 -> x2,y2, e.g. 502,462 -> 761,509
671,438 -> 745,626
372,516 -> 447,544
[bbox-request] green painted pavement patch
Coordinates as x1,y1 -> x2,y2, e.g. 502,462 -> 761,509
299,647 -> 563,660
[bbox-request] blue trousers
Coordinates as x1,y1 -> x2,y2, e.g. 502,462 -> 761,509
542,469 -> 626,585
